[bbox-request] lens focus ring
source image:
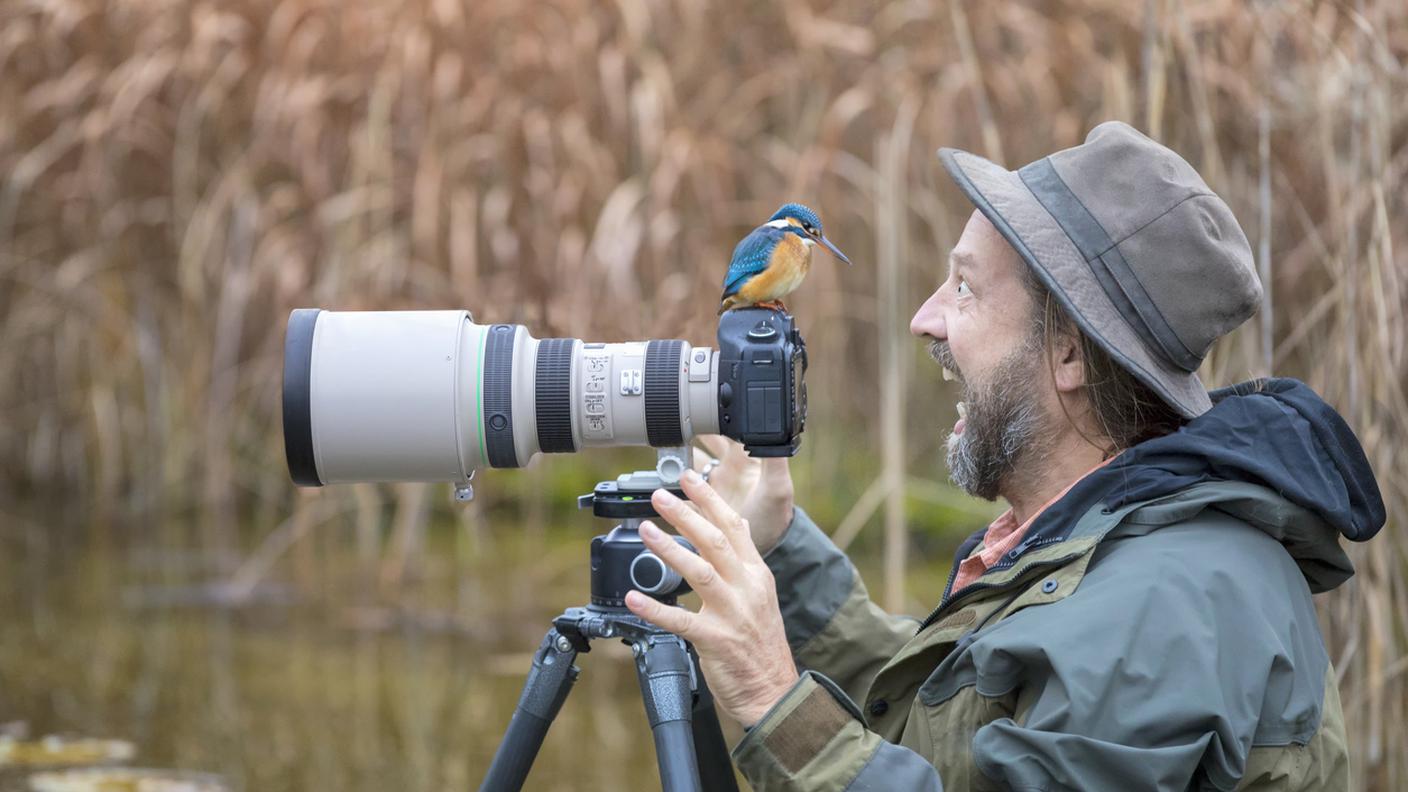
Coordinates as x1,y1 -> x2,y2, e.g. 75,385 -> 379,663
644,340 -> 684,447
535,338 -> 575,453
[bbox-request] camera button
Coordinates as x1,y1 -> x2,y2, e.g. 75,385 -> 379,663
747,321 -> 777,340
688,347 -> 712,382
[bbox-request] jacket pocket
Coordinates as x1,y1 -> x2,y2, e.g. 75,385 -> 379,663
920,682 -> 1018,792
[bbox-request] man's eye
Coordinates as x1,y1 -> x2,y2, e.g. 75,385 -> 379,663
956,279 -> 972,298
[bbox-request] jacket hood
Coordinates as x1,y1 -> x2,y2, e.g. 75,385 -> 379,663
1018,377 -> 1384,591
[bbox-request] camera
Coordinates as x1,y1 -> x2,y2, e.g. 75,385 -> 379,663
282,306 -> 807,487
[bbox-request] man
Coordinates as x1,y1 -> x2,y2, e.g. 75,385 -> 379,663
625,121 -> 1385,790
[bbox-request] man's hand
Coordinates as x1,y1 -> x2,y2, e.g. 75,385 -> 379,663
692,435 -> 795,555
624,469 -> 799,727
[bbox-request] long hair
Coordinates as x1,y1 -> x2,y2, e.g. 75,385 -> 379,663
1017,265 -> 1187,456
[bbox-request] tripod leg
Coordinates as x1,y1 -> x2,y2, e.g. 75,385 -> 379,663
633,635 -> 702,792
689,654 -> 741,792
479,629 -> 580,792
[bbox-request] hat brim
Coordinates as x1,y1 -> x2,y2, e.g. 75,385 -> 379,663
938,147 -> 1212,419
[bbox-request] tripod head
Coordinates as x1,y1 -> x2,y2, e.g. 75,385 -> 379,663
577,453 -> 697,609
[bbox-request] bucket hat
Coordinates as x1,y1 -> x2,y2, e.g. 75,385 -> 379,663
939,121 -> 1262,418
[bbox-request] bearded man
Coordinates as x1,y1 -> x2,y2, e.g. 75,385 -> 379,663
625,122 -> 1385,791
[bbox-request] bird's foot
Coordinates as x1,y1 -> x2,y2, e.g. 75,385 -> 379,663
756,300 -> 788,314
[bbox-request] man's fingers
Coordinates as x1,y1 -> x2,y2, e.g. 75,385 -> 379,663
624,590 -> 700,638
650,488 -> 746,578
697,434 -> 737,461
676,473 -> 755,558
703,434 -> 753,470
678,448 -> 710,514
695,436 -> 748,494
639,520 -> 727,592
696,434 -> 726,458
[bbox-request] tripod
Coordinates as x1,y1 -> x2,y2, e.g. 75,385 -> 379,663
478,469 -> 741,792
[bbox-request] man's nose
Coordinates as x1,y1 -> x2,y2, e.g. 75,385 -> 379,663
910,290 -> 946,339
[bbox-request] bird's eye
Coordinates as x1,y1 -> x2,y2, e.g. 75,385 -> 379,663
802,223 -> 814,233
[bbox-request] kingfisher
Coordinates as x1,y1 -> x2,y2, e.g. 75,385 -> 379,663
718,203 -> 851,314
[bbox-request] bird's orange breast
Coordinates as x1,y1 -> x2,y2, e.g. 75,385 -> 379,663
738,235 -> 810,302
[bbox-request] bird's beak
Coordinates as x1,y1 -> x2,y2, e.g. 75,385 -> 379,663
818,234 -> 851,265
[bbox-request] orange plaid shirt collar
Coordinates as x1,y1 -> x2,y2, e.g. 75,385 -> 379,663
949,455 -> 1115,595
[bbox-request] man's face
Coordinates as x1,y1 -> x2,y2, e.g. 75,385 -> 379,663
909,210 -> 1052,500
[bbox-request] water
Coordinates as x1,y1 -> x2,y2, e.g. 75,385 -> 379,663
0,514 -> 746,791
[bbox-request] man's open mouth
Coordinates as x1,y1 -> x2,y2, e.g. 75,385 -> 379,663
941,366 -> 967,435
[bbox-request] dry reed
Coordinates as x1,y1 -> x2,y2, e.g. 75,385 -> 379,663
0,0 -> 1404,787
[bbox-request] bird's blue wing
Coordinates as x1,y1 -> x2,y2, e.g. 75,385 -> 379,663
722,225 -> 786,297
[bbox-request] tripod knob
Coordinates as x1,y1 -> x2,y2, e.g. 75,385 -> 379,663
629,551 -> 683,596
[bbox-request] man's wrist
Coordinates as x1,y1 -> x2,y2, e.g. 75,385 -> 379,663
739,667 -> 802,728
757,505 -> 797,558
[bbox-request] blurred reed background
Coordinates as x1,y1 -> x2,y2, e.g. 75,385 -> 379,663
0,0 -> 1404,789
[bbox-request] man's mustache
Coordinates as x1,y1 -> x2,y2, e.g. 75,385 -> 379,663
927,338 -> 962,382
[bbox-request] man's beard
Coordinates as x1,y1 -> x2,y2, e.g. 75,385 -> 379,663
928,336 -> 1048,501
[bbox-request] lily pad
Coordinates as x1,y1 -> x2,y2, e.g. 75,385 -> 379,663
0,736 -> 135,769
27,768 -> 226,792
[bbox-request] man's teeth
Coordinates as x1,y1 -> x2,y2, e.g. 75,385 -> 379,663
956,401 -> 967,419
942,367 -> 957,382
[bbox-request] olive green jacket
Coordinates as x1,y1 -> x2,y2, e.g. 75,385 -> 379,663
730,380 -> 1384,792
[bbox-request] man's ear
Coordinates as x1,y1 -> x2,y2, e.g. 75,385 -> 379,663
1051,331 -> 1084,394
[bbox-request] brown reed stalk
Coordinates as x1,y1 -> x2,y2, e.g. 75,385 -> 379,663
0,0 -> 1403,786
